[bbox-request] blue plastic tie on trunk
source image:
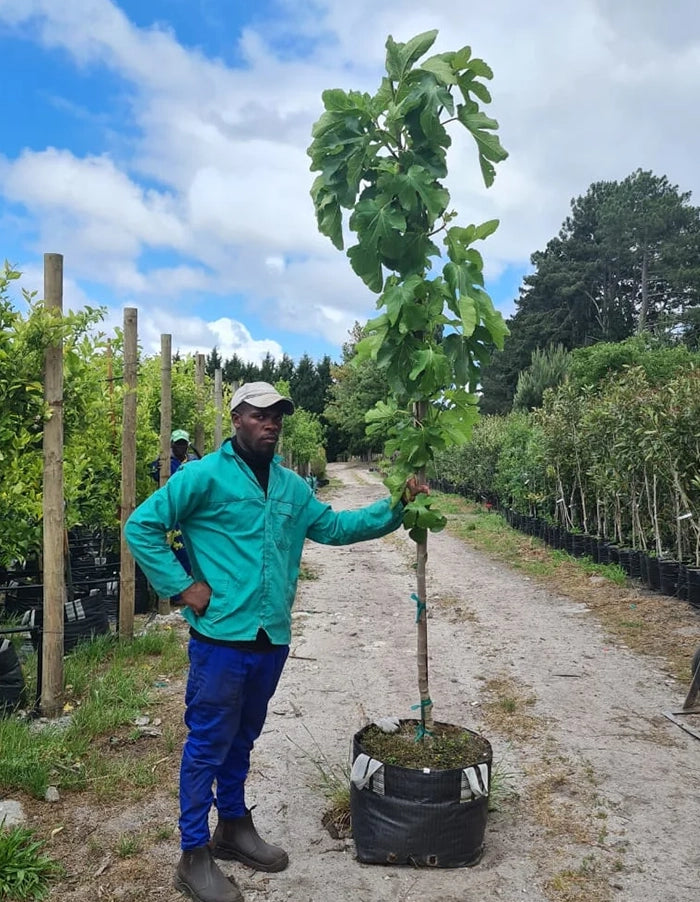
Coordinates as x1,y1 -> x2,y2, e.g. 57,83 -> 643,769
411,698 -> 434,741
411,593 -> 426,623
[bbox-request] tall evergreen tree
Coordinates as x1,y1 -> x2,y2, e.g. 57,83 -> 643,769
205,346 -> 222,378
480,170 -> 700,412
290,353 -> 324,413
276,353 -> 296,383
257,352 -> 275,382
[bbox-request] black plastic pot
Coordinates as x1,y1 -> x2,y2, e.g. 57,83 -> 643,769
627,550 -> 643,580
597,543 -> 615,565
350,721 -> 492,868
581,535 -> 597,559
616,549 -> 633,576
639,552 -> 649,585
0,638 -> 26,714
25,593 -> 111,654
646,556 -> 661,591
687,568 -> 700,610
658,559 -> 681,598
2,580 -> 44,616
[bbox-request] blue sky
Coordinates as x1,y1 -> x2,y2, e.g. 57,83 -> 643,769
1,1 -> 699,365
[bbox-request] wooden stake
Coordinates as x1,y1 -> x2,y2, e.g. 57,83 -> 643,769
119,308 -> 138,640
159,335 -> 172,490
214,367 -> 223,449
158,335 -> 172,615
195,353 -> 205,457
41,253 -> 65,717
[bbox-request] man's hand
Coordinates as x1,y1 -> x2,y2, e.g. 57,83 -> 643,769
402,475 -> 430,504
179,581 -> 212,616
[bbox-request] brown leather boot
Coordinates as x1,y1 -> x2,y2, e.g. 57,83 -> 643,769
174,845 -> 243,902
210,809 -> 289,872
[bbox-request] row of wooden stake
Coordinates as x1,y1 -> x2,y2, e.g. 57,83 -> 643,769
40,253 -> 225,716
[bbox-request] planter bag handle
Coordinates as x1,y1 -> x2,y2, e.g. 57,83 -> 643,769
351,753 -> 385,794
461,763 -> 489,801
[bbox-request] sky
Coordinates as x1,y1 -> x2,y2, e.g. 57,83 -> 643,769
1,0 -> 699,366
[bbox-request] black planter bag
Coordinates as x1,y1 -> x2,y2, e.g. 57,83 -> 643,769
686,568 -> 700,609
0,638 -> 26,714
350,722 -> 492,868
25,592 -> 111,654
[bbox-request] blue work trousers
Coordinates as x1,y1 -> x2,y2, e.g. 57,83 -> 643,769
179,636 -> 289,850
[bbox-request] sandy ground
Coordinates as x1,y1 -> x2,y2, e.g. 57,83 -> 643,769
14,461 -> 700,902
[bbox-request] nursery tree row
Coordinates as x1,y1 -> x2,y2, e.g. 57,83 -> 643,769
0,265 -> 328,569
433,337 -> 700,565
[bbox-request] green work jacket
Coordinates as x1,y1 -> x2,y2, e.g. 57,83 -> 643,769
124,440 -> 404,643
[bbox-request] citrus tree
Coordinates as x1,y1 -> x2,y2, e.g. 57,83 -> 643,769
0,263 -> 108,565
308,31 -> 508,734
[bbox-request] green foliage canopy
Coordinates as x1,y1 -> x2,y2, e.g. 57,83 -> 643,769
0,263 -> 109,564
308,30 -> 509,539
480,170 -> 700,413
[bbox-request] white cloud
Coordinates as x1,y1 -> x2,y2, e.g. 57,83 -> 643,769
1,0 -> 700,357
119,307 -> 284,363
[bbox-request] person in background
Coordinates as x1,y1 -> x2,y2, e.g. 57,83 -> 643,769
149,429 -> 201,583
125,382 -> 428,902
150,429 -> 201,483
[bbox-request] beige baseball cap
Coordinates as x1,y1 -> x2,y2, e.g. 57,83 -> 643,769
230,382 -> 294,414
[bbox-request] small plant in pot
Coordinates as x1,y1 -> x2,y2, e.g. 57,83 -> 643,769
308,30 -> 508,867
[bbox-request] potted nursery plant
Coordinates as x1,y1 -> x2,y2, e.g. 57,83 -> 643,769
308,29 -> 508,866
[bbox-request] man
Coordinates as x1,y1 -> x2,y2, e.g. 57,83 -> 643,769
149,429 -> 200,582
125,382 -> 427,902
150,429 -> 200,483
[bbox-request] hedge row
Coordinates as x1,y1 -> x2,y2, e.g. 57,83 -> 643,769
432,360 -> 700,566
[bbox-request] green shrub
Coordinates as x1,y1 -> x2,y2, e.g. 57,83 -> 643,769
310,446 -> 327,479
0,824 -> 63,900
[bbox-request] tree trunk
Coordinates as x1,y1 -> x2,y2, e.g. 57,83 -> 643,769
414,401 -> 433,737
638,246 -> 649,333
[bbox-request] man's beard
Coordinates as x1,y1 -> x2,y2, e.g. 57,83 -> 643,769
253,438 -> 277,461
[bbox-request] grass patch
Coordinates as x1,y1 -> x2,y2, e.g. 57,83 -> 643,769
480,675 -> 543,742
298,561 -> 319,581
114,832 -> 143,859
287,725 -> 352,839
0,626 -> 187,799
430,593 -> 479,621
0,823 -> 63,900
546,854 -> 610,902
521,753 -> 622,902
318,477 -> 343,491
489,761 -> 521,812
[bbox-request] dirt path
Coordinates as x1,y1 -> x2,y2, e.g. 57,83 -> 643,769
246,462 -> 699,902
35,461 -> 699,902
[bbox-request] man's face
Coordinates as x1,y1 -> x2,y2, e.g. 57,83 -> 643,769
232,402 -> 285,459
171,439 -> 189,461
